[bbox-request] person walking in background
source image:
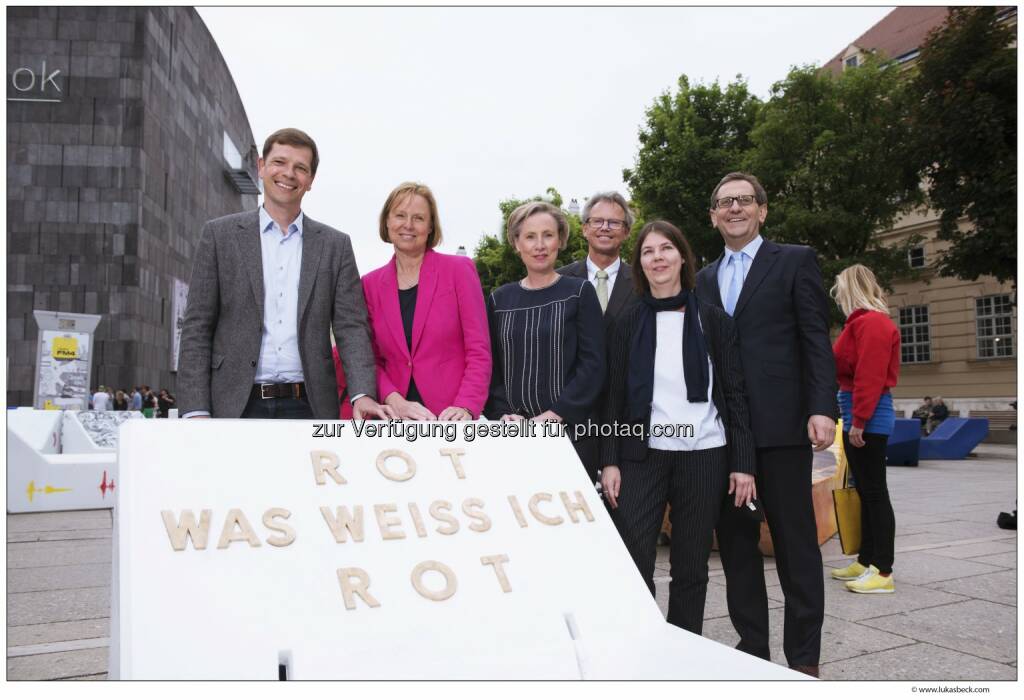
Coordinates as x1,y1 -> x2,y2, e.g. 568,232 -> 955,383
558,191 -> 640,487
130,386 -> 143,411
600,220 -> 756,634
696,172 -> 837,677
361,182 -> 491,420
157,389 -> 177,418
91,386 -> 110,411
112,390 -> 129,411
485,201 -> 605,448
829,264 -> 900,594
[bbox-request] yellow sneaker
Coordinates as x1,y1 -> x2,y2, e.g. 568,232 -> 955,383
845,566 -> 895,594
830,561 -> 868,580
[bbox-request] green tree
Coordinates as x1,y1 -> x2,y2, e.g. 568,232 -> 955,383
624,75 -> 762,267
907,6 -> 1016,284
745,57 -> 924,317
472,187 -> 586,295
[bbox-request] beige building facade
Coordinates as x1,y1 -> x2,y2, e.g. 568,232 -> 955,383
828,7 -> 1017,440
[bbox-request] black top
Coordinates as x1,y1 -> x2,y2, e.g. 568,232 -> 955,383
398,285 -> 423,404
485,275 -> 605,424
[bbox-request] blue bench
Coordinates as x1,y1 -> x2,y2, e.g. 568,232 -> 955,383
886,418 -> 922,466
919,417 -> 989,460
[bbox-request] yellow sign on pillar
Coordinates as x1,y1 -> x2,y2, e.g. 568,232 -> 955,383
43,400 -> 59,410
51,336 -> 79,360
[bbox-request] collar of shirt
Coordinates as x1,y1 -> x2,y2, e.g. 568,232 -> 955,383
259,206 -> 304,239
717,234 -> 763,292
586,255 -> 621,288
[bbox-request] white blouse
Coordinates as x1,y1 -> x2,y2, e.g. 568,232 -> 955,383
648,311 -> 727,451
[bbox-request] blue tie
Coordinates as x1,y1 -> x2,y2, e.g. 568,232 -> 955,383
724,252 -> 744,316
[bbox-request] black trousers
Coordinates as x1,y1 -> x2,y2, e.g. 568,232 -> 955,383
716,445 -> 824,666
241,394 -> 313,419
614,446 -> 729,634
844,432 -> 896,575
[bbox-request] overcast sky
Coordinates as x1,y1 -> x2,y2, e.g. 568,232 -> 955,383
198,6 -> 893,272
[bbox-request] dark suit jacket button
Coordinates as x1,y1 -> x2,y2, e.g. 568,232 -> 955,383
251,360 -> 256,367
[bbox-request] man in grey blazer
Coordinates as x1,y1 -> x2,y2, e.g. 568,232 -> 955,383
558,191 -> 639,485
178,128 -> 392,421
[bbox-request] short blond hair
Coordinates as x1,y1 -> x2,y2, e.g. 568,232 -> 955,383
379,182 -> 443,249
505,201 -> 569,250
831,264 -> 889,317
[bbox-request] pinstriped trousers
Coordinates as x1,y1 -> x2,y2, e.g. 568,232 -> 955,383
615,446 -> 729,634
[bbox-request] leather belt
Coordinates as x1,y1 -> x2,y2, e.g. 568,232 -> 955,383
252,382 -> 305,400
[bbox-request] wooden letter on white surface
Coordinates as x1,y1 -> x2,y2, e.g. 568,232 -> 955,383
559,491 -> 595,524
439,447 -> 467,479
375,449 -> 416,482
462,498 -> 492,532
161,509 -> 212,551
320,505 -> 365,543
311,450 -> 347,485
528,493 -> 564,526
374,503 -> 406,540
337,568 -> 381,610
428,499 -> 460,535
262,508 -> 296,547
507,495 -> 529,528
407,502 -> 428,538
216,509 -> 262,549
411,560 -> 457,602
480,554 -> 512,593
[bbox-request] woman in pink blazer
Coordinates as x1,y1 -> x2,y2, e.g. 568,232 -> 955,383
361,182 -> 492,420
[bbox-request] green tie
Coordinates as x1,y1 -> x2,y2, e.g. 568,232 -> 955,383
595,269 -> 609,313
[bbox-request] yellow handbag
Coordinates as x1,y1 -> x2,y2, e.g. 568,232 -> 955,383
832,428 -> 862,556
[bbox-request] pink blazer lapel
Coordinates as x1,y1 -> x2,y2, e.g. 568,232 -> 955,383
379,258 -> 410,360
411,249 -> 438,355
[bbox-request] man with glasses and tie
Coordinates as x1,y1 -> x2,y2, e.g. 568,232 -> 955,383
696,172 -> 837,678
559,191 -> 639,487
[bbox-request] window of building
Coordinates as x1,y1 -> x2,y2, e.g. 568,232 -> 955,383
844,55 -> 859,68
908,246 -> 925,269
976,295 -> 1015,358
899,305 -> 930,363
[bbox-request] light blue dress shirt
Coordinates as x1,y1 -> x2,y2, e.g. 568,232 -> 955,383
716,235 -> 763,308
255,206 -> 305,383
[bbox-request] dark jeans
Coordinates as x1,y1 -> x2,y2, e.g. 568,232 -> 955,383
613,446 -> 728,635
241,394 -> 313,419
844,432 -> 896,575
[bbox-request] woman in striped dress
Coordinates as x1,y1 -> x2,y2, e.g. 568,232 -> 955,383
484,201 -> 605,453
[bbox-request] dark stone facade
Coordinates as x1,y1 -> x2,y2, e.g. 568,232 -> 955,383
7,6 -> 258,405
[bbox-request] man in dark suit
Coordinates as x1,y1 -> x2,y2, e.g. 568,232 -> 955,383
178,128 -> 392,421
558,191 -> 639,485
696,172 -> 837,677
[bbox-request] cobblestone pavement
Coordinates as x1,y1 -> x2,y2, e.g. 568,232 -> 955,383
6,445 -> 1017,680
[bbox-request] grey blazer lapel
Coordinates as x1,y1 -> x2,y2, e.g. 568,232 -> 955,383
235,212 -> 265,315
298,217 -> 325,320
733,240 -> 780,318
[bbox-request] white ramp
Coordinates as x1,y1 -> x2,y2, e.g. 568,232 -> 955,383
112,419 -> 803,680
7,409 -> 118,513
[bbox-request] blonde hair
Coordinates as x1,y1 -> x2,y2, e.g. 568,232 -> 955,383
379,182 -> 443,249
831,264 -> 889,317
505,201 -> 569,250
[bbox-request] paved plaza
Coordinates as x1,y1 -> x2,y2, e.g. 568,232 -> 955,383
6,444 -> 1018,680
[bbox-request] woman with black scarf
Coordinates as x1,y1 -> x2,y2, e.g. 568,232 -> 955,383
600,220 -> 756,635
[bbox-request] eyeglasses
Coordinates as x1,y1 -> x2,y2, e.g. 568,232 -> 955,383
714,194 -> 758,210
585,218 -> 626,231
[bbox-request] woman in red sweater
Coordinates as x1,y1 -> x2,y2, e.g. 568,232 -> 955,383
829,264 -> 900,594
